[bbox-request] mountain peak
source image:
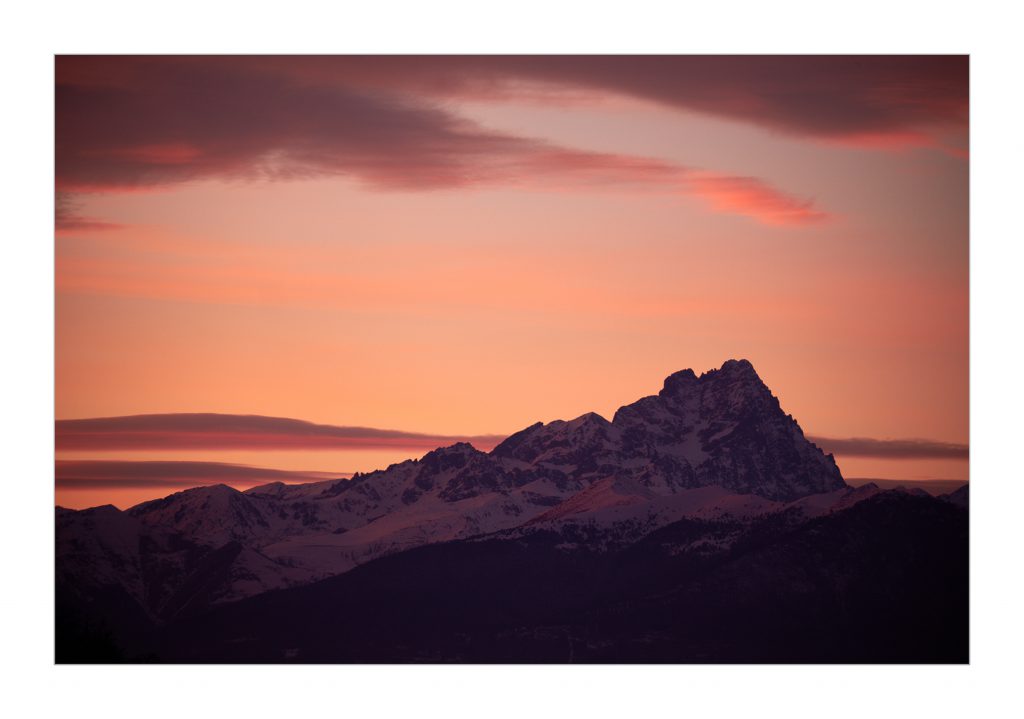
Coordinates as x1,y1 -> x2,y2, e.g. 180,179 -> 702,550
417,441 -> 486,476
721,357 -> 755,371
702,358 -> 761,382
435,441 -> 479,454
659,359 -> 765,398
660,368 -> 698,396
419,441 -> 482,462
488,360 -> 844,500
567,411 -> 610,428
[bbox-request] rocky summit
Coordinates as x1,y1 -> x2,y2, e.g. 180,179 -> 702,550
495,358 -> 845,500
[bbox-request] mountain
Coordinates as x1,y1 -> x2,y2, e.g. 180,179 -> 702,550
942,483 -> 969,509
493,359 -> 845,500
157,491 -> 967,663
55,359 -> 965,663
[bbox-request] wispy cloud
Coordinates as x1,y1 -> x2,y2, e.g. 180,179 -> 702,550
473,55 -> 968,150
808,436 -> 968,460
55,459 -> 346,489
184,56 -> 967,146
685,174 -> 827,226
55,192 -> 124,233
57,413 -> 966,461
56,413 -> 506,452
55,56 -> 830,227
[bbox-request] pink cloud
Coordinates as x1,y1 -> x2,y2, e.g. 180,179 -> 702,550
55,192 -> 124,233
55,56 -> 831,227
55,459 -> 348,489
686,174 -> 828,226
56,413 -> 505,452
56,413 -> 968,461
228,55 -> 967,146
808,436 -> 968,460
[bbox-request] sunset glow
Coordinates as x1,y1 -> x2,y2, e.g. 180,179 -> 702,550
55,56 -> 969,509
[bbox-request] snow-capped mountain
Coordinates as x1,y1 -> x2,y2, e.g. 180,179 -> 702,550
57,359 -> 851,620
493,359 -> 845,500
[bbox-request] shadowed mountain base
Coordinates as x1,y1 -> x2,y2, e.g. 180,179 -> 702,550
114,492 -> 966,663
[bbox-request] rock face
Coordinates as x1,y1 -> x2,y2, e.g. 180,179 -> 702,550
495,358 -> 845,501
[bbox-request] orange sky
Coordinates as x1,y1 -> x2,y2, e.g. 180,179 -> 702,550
55,56 -> 969,508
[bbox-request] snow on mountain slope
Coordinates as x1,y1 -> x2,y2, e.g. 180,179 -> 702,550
167,544 -> 318,609
507,480 -> 888,553
491,359 -> 844,500
56,504 -> 149,604
529,476 -> 658,523
58,360 -> 853,613
610,360 -> 845,499
261,486 -> 548,575
56,501 -> 320,617
117,443 -> 578,579
129,484 -> 274,546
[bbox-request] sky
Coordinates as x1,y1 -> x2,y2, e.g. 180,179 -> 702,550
54,56 -> 969,509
